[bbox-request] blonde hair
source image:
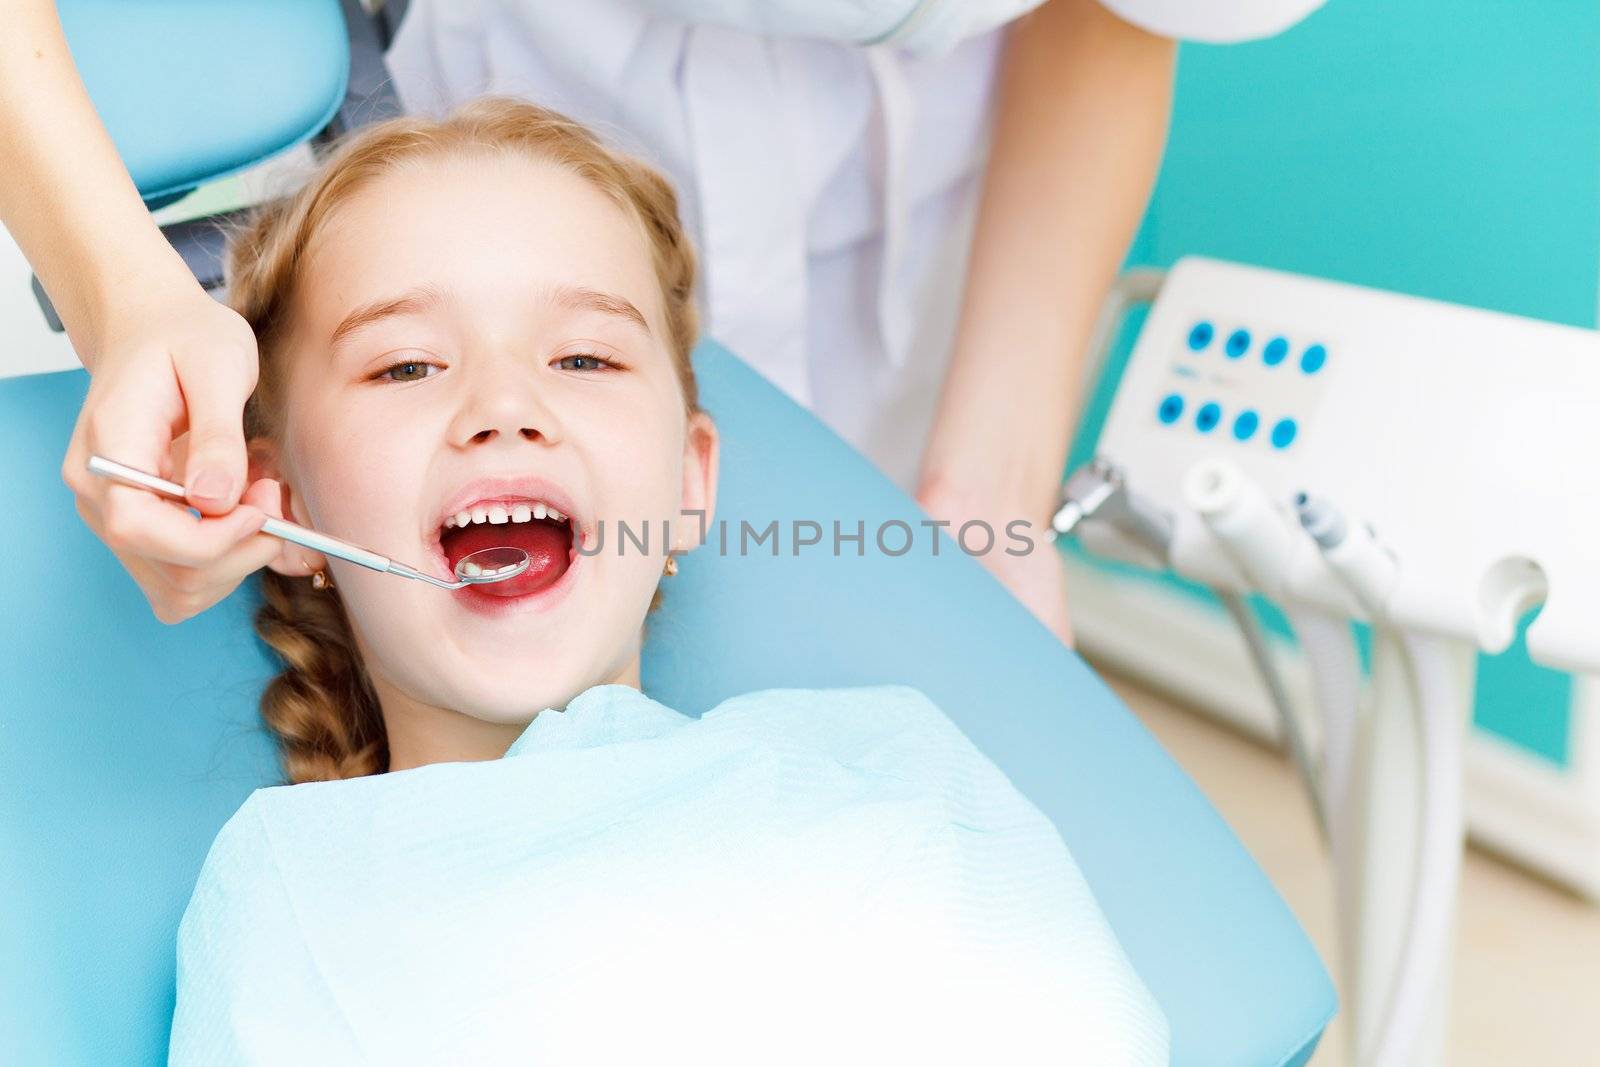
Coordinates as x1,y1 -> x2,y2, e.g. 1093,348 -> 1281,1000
230,97 -> 702,785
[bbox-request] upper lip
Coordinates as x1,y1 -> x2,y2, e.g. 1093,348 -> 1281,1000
428,474 -> 588,546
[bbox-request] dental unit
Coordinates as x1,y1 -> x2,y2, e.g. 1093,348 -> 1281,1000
1060,256 -> 1600,1067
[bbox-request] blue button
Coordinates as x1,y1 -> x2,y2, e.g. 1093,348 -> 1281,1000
1188,322 -> 1214,351
1225,329 -> 1251,359
1157,394 -> 1185,424
1271,418 -> 1298,449
1301,344 -> 1327,374
1263,337 -> 1289,366
1196,402 -> 1222,433
1233,410 -> 1260,441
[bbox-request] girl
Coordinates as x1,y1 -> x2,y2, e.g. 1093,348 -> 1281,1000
168,97 -> 1169,1065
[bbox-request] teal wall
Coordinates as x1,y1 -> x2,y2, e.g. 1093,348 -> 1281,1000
1071,0 -> 1595,765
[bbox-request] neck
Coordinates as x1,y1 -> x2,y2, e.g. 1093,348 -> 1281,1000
374,655 -> 644,772
382,699 -> 524,771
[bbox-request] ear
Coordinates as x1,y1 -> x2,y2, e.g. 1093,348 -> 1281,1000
247,437 -> 328,579
675,411 -> 719,553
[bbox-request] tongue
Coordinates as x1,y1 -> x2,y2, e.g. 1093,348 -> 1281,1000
443,520 -> 571,595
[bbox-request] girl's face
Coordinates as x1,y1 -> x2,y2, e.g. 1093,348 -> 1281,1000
254,154 -> 717,756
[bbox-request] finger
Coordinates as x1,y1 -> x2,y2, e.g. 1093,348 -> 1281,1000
79,368 -> 184,491
72,409 -> 181,545
61,420 -> 95,504
241,476 -> 285,519
99,482 -> 268,568
178,346 -> 257,515
157,525 -> 292,612
107,507 -> 282,624
237,477 -> 324,577
91,531 -> 208,622
218,522 -> 301,582
105,552 -> 192,625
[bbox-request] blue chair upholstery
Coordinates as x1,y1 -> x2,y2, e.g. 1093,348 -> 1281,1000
58,0 -> 349,201
10,1 -> 1333,1061
0,344 -> 1334,1065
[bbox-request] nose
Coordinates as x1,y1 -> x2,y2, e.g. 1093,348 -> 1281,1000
447,355 -> 563,449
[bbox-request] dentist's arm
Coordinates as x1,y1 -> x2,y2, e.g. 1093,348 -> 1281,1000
915,0 -> 1175,646
1,0 -> 274,623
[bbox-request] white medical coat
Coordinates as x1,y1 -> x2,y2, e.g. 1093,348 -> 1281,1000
387,0 -> 1326,491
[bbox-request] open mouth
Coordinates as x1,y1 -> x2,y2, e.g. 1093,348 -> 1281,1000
438,500 -> 577,600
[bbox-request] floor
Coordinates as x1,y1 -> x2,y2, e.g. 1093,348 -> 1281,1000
1094,663 -> 1600,1066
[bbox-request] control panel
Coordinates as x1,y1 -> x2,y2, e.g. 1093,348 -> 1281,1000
1154,315 -> 1332,455
1081,256 -> 1600,674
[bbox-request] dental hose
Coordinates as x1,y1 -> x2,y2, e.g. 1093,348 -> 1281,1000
1223,593 -> 1331,837
1069,450 -> 1457,1064
1183,460 -> 1351,839
1297,495 -> 1463,1067
1056,458 -> 1327,833
1363,627 -> 1461,1067
1282,606 -> 1356,844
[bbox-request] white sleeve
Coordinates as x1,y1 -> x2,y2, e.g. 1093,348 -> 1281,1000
168,795 -> 364,1065
1098,0 -> 1327,43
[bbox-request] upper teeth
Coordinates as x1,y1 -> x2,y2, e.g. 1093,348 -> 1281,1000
444,501 -> 567,529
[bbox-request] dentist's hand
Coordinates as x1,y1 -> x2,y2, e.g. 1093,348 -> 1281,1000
6,0 -> 278,620
60,283 -> 279,623
916,476 -> 1075,648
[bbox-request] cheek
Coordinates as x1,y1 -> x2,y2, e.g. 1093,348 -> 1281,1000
589,399 -> 686,515
286,399 -> 424,547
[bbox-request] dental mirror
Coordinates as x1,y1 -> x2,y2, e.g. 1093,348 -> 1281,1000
452,546 -> 532,584
87,455 -> 531,591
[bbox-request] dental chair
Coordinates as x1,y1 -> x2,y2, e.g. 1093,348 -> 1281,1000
0,2 -> 1336,1064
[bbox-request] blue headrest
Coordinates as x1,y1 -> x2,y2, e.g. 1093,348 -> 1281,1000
58,0 -> 349,201
0,341 -> 1333,1065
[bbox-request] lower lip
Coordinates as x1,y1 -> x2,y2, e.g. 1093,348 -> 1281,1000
450,544 -> 583,618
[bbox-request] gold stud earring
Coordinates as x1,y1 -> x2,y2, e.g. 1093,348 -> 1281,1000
311,568 -> 335,591
663,554 -> 678,577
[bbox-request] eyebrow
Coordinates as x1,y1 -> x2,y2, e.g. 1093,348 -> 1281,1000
549,285 -> 651,336
327,283 -> 652,349
329,287 -> 442,348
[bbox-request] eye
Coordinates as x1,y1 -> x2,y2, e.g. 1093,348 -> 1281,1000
376,359 -> 439,383
556,351 -> 622,372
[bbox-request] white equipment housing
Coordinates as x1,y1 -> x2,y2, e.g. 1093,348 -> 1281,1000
1082,256 -> 1598,669
1075,256 -> 1600,1067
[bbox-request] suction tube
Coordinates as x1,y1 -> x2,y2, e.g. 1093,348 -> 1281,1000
1287,607 -> 1358,843
1060,458 -> 1324,829
1184,461 -> 1354,839
1368,628 -> 1462,1067
1298,496 -> 1463,1067
1220,593 -> 1331,836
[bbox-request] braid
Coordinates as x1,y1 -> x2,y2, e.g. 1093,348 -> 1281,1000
254,571 -> 387,784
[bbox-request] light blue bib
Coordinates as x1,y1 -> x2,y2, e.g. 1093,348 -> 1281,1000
171,684 -> 1169,1064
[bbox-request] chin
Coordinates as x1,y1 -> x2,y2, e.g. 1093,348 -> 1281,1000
451,703 -> 541,729
446,676 -> 590,726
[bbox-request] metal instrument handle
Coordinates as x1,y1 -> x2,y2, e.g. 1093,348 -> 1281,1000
86,455 -> 396,573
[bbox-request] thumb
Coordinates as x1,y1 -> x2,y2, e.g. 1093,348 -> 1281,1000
181,361 -> 253,515
240,476 -> 285,520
